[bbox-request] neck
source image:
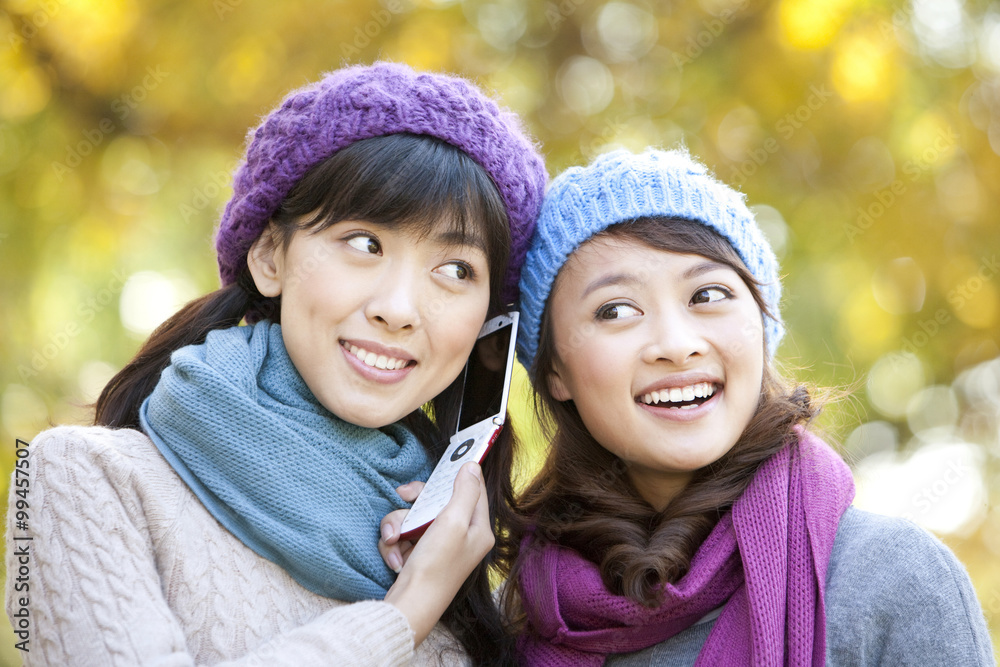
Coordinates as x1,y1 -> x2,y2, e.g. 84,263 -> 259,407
627,467 -> 693,512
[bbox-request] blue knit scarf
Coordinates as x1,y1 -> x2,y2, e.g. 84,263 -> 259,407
139,321 -> 432,601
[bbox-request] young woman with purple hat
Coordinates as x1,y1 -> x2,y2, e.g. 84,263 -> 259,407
5,62 -> 545,665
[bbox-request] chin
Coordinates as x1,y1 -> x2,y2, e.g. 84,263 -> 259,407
327,403 -> 393,429
344,416 -> 379,428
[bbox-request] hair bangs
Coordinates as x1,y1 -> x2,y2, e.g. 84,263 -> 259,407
272,133 -> 511,310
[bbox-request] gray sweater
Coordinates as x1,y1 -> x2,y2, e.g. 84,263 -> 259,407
606,507 -> 995,666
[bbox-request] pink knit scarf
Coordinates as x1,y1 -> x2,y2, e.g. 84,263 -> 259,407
517,428 -> 855,666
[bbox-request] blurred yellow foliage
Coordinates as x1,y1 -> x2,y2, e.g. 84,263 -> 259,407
779,0 -> 853,49
1,0 -> 998,662
832,28 -> 896,102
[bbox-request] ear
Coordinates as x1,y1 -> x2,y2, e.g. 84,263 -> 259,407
546,363 -> 573,402
247,224 -> 282,298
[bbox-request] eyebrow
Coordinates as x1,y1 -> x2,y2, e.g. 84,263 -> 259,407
432,229 -> 488,256
581,272 -> 644,298
580,260 -> 731,298
682,260 -> 729,280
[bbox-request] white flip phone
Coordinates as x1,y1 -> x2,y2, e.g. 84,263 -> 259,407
398,311 -> 519,540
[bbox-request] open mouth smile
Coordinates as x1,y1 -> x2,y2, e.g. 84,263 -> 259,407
342,342 -> 413,370
339,340 -> 417,384
636,382 -> 718,410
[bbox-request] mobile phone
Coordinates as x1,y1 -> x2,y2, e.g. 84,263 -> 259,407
398,311 -> 519,540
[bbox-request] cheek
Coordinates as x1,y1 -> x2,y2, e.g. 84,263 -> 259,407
430,293 -> 490,364
552,332 -> 621,403
722,314 -> 765,403
720,312 -> 764,364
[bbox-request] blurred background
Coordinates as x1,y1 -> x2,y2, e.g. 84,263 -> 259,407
1,0 -> 999,662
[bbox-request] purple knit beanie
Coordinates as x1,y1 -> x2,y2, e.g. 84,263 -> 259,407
214,62 -> 547,305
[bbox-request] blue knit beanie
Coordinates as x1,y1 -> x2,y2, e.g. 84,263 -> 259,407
517,148 -> 783,372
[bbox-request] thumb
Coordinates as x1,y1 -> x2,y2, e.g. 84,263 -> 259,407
439,462 -> 483,521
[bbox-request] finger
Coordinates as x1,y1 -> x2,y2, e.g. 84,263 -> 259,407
468,464 -> 491,530
397,540 -> 415,568
395,480 -> 426,503
380,508 -> 409,546
435,462 -> 483,526
465,466 -> 495,556
378,536 -> 404,573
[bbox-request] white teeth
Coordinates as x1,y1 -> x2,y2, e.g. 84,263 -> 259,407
640,382 -> 717,406
345,343 -> 408,370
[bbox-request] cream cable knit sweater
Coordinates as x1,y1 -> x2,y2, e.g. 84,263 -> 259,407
5,425 -> 469,666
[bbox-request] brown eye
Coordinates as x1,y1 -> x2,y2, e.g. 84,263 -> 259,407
691,287 -> 730,304
347,235 -> 381,255
435,262 -> 474,280
595,303 -> 642,320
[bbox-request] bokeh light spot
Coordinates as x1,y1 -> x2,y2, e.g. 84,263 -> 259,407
557,56 -> 615,117
853,439 -> 986,536
119,271 -> 197,336
832,29 -> 894,102
841,287 -> 900,359
872,257 -> 926,314
867,352 -> 927,419
779,0 -> 850,49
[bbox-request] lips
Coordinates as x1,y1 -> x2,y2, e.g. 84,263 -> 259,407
339,339 -> 416,383
638,382 -> 717,407
342,342 -> 412,370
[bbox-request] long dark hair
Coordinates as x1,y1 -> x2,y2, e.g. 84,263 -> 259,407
95,133 -> 518,665
500,218 -> 817,629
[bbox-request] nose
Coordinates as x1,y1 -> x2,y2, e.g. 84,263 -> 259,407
639,307 -> 708,365
365,264 -> 423,332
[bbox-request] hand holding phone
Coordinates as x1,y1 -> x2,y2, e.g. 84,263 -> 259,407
383,462 -> 493,647
398,311 -> 519,540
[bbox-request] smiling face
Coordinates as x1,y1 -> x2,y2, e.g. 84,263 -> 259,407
248,218 -> 491,428
545,235 -> 765,510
